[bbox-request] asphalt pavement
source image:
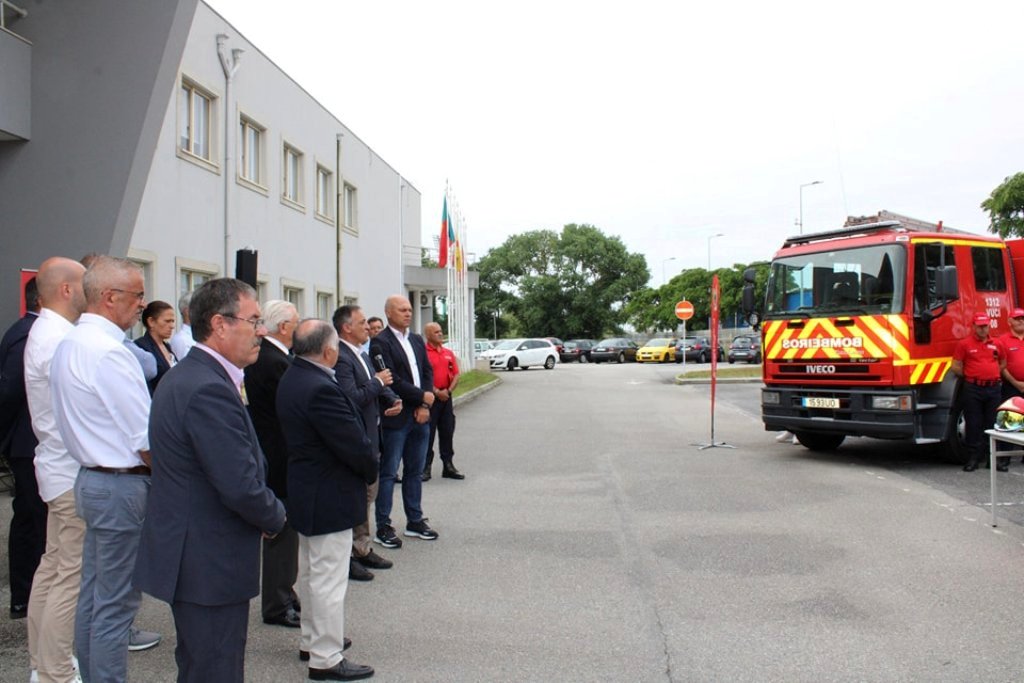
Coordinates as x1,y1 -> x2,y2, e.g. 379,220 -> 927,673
3,360 -> 1024,681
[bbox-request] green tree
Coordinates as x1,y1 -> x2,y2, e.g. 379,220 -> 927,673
474,224 -> 649,338
626,262 -> 770,333
982,172 -> 1024,238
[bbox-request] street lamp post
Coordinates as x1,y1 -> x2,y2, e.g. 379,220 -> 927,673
706,233 -> 724,271
662,256 -> 677,286
799,180 -> 823,235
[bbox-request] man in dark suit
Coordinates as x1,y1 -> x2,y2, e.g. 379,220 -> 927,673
332,305 -> 402,582
134,278 -> 286,683
0,277 -> 45,620
277,319 -> 376,681
369,295 -> 439,548
244,299 -> 302,627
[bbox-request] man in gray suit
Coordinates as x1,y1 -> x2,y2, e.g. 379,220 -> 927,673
134,279 -> 286,683
332,305 -> 401,581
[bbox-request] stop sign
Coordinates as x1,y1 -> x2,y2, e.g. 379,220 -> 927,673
675,300 -> 694,320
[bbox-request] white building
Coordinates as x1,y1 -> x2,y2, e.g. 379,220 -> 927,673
0,1 -> 462,330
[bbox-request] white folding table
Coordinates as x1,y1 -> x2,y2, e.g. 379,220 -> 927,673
986,429 -> 1024,527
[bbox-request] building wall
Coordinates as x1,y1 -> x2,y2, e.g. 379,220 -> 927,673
131,2 -> 421,319
0,0 -> 198,325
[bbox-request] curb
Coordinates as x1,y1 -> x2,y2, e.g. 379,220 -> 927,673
453,375 -> 503,407
675,376 -> 763,385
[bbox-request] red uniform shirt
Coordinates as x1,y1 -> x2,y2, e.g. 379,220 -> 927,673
998,332 -> 1024,381
954,334 -> 1004,382
426,343 -> 459,390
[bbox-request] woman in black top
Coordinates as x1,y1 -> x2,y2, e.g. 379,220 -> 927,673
134,300 -> 178,394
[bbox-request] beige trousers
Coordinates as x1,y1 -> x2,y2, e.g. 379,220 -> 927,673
351,479 -> 378,558
297,529 -> 352,670
27,488 -> 85,683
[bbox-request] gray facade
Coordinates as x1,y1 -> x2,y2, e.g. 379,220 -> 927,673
0,1 -> 436,329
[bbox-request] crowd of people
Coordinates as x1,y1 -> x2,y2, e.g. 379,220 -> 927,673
0,254 -> 466,683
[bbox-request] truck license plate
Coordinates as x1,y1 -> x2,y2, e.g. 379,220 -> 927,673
802,397 -> 840,409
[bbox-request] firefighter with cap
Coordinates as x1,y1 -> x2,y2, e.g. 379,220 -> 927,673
951,312 -> 1006,472
997,307 -> 1024,467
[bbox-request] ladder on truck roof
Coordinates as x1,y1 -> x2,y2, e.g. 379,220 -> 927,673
783,215 -> 971,248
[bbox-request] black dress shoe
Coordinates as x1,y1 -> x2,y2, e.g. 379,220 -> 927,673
300,638 -> 351,660
421,470 -> 431,481
442,465 -> 465,480
349,558 -> 374,582
9,604 -> 27,620
308,659 -> 374,681
356,549 -> 393,570
963,462 -> 978,472
998,462 -> 1010,472
263,607 -> 300,628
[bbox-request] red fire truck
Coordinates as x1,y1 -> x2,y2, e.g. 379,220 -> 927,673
742,211 -> 1024,461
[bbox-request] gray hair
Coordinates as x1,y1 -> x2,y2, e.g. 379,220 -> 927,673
177,291 -> 192,316
292,319 -> 338,359
82,256 -> 142,305
263,300 -> 297,334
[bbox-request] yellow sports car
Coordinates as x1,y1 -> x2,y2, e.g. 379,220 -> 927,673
635,338 -> 677,363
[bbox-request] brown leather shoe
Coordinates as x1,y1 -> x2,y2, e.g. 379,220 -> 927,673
349,558 -> 374,582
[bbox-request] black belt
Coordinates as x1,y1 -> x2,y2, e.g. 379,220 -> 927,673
965,378 -> 1001,387
87,465 -> 151,476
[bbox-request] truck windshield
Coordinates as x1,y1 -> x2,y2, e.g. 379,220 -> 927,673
765,244 -> 906,317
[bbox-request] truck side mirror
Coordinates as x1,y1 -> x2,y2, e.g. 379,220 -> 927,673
741,268 -> 760,329
935,266 -> 958,302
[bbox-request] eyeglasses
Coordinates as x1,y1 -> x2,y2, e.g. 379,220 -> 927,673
223,314 -> 266,330
108,288 -> 145,301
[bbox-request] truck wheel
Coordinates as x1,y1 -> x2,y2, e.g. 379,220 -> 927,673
794,432 -> 845,451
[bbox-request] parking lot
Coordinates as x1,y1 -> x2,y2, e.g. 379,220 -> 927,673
3,359 -> 1024,681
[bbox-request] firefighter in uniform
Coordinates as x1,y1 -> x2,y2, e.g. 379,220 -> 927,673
998,308 -> 1024,466
951,313 -> 1006,472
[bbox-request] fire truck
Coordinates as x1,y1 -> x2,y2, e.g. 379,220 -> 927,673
741,211 -> 1024,460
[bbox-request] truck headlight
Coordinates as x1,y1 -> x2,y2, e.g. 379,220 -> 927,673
871,395 -> 912,411
762,391 -> 780,405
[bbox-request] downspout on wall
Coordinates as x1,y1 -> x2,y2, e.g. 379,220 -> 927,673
217,34 -> 242,275
336,133 -> 344,301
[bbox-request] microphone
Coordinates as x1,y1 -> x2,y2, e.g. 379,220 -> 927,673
372,354 -> 388,372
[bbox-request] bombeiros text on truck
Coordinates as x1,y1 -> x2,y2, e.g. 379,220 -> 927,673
741,210 -> 1024,461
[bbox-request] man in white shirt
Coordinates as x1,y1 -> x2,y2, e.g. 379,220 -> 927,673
169,291 -> 195,361
24,256 -> 88,683
50,256 -> 152,683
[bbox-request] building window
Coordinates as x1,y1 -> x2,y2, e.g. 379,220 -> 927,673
180,81 -> 213,160
316,166 -> 333,220
344,183 -> 357,230
343,296 -> 358,306
257,280 -> 269,304
180,268 -> 212,296
283,285 -> 303,313
239,117 -> 264,185
283,143 -> 303,206
316,292 -> 333,320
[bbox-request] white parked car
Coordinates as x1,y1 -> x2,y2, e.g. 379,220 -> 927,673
480,338 -> 558,371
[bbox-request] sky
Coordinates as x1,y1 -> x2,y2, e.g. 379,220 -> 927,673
205,0 -> 1024,286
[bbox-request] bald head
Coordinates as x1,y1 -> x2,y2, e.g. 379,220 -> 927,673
423,322 -> 444,348
384,295 -> 413,332
292,318 -> 339,368
35,257 -> 87,322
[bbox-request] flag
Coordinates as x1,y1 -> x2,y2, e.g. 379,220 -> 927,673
439,195 -> 454,268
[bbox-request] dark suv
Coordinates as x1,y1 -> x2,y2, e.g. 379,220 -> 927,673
561,339 -> 596,363
728,335 -> 762,364
674,337 -> 724,363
